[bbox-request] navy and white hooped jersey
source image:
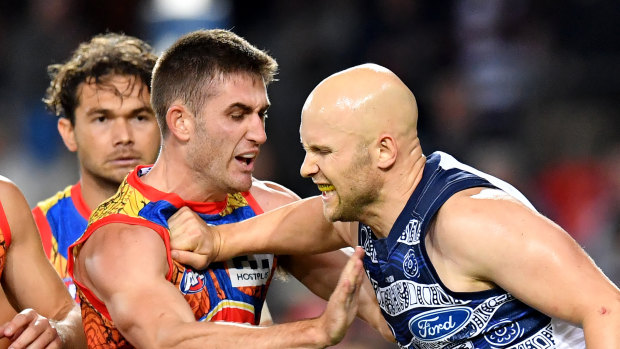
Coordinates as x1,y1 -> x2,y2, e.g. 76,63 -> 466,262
359,151 -> 584,348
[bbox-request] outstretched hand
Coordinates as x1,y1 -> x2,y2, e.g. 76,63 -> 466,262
168,206 -> 221,269
0,308 -> 62,349
318,246 -> 366,346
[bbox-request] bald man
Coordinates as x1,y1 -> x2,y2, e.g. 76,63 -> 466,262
168,63 -> 620,348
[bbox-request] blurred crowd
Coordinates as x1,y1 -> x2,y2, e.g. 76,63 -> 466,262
0,1 -> 618,347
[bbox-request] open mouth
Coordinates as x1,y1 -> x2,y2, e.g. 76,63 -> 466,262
235,154 -> 255,166
317,184 -> 335,193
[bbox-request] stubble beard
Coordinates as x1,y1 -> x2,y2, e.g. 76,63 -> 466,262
80,151 -> 128,192
84,165 -> 127,196
186,135 -> 252,196
325,186 -> 376,222
324,148 -> 378,222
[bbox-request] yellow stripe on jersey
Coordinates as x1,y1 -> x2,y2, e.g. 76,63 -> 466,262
204,300 -> 255,322
35,184 -> 72,215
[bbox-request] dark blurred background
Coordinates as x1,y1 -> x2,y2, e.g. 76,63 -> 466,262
0,1 -> 618,347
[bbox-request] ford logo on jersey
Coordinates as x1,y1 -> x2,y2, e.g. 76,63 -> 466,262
409,307 -> 473,341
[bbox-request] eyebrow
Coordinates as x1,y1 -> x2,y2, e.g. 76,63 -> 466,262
302,142 -> 331,153
86,106 -> 154,116
225,102 -> 270,114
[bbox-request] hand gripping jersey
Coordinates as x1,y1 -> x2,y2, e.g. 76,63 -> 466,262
359,152 -> 585,349
0,201 -> 12,279
32,182 -> 90,301
68,166 -> 276,348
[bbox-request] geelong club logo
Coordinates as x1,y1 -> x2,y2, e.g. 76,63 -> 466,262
403,249 -> 419,278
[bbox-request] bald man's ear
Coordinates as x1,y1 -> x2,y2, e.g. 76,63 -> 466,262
166,104 -> 193,142
376,135 -> 397,170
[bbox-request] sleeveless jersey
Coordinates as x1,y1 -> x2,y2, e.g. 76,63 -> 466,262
68,166 -> 277,348
359,151 -> 585,348
32,182 -> 90,301
0,200 -> 12,279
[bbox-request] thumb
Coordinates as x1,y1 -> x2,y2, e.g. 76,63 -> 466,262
171,249 -> 210,269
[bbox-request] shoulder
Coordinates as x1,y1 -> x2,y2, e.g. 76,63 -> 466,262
249,178 -> 301,212
435,187 -> 536,241
75,222 -> 170,303
86,222 -> 166,253
0,177 -> 41,247
78,222 -> 170,278
431,187 -> 540,276
0,176 -> 20,200
0,177 -> 31,222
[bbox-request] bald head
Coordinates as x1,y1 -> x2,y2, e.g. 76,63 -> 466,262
299,64 -> 423,226
301,63 -> 419,145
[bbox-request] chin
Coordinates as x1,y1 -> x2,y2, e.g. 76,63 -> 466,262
230,178 -> 253,193
322,206 -> 341,222
324,204 -> 359,223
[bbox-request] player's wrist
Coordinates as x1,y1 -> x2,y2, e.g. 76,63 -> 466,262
312,313 -> 346,348
306,317 -> 333,349
214,228 -> 223,261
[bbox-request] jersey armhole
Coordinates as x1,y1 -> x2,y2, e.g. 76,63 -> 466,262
68,215 -> 175,321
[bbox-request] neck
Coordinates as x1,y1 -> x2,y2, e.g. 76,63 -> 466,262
79,173 -> 123,212
361,142 -> 425,238
141,147 -> 228,203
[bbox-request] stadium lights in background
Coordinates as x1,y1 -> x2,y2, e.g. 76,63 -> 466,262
144,0 -> 232,54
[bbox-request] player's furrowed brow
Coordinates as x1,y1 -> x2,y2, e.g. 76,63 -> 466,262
225,103 -> 253,114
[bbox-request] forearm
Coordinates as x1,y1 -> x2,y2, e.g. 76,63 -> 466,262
149,248 -> 365,349
51,304 -> 86,349
157,318 -> 333,349
219,196 -> 348,260
583,305 -> 620,349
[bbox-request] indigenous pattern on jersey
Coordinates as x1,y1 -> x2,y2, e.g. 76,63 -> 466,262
0,201 -> 12,279
359,151 -> 585,349
32,182 -> 90,301
68,165 -> 276,348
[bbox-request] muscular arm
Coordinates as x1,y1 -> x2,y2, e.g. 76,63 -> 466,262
74,222 -> 365,348
225,194 -> 355,254
0,179 -> 85,348
170,196 -> 354,268
433,188 -> 620,348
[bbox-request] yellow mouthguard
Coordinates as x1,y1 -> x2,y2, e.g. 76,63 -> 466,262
317,184 -> 335,192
